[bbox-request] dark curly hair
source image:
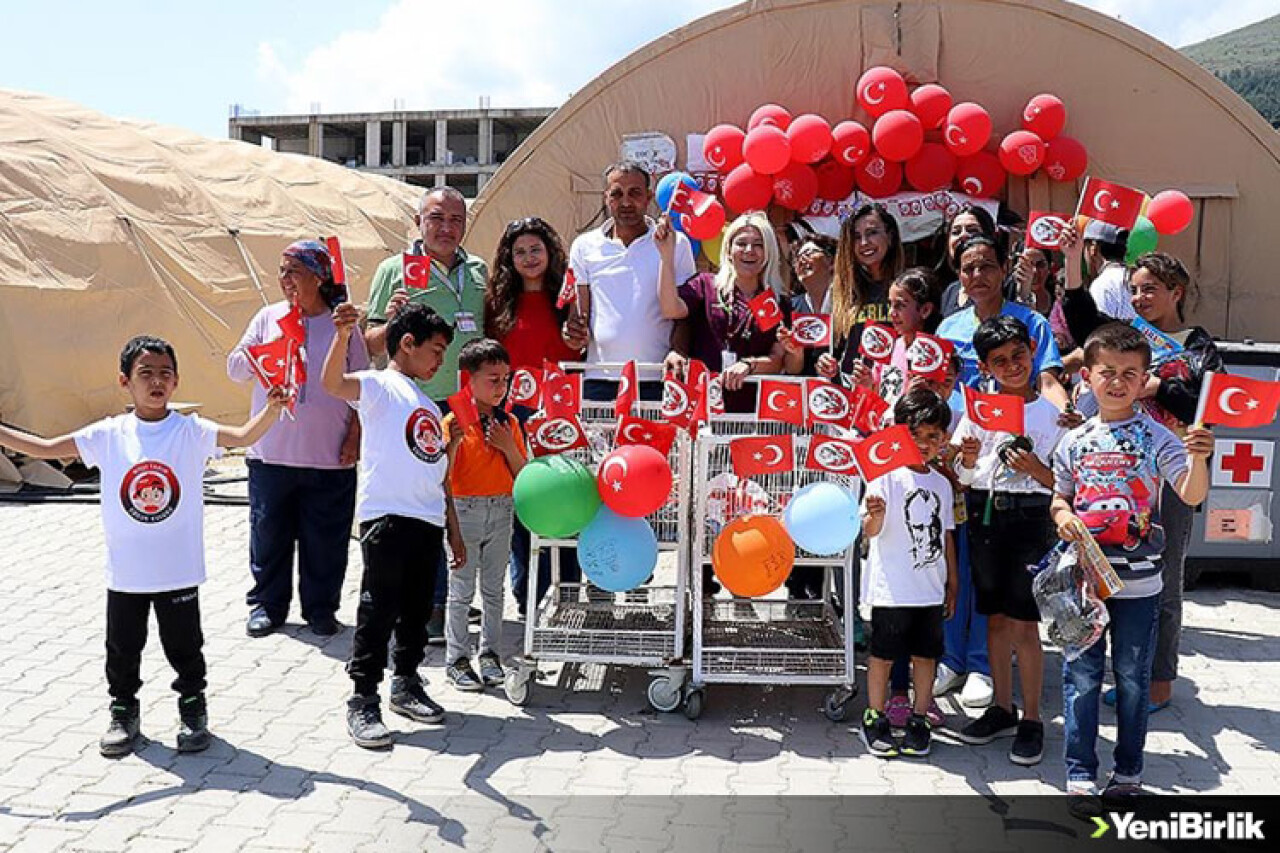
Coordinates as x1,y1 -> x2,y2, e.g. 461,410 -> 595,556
484,217 -> 570,340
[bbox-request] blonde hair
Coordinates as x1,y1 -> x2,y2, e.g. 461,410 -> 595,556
714,212 -> 787,303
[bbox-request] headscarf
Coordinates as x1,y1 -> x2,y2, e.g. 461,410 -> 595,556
283,240 -> 333,282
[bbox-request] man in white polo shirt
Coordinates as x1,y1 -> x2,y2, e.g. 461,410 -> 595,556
563,162 -> 697,401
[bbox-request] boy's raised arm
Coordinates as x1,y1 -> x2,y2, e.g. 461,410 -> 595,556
0,421 -> 79,461
1174,425 -> 1213,507
324,303 -> 363,402
217,387 -> 288,449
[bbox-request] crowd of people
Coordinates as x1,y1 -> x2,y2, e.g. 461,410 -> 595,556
0,159 -> 1222,813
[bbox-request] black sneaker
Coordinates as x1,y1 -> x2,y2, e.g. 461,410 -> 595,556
901,714 -> 932,757
1102,776 -> 1145,806
176,694 -> 210,753
389,676 -> 445,724
346,695 -> 392,749
1010,719 -> 1044,766
957,704 -> 1020,745
860,709 -> 899,758
425,606 -> 446,646
246,608 -> 280,638
99,699 -> 140,757
477,653 -> 504,687
446,657 -> 484,692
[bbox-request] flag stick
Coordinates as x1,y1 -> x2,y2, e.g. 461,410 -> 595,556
1192,370 -> 1214,430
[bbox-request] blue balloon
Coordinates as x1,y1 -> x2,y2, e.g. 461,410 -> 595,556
783,481 -> 861,556
655,172 -> 699,233
577,507 -> 659,593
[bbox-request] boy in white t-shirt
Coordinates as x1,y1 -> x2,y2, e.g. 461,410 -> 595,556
0,336 -> 287,757
323,301 -> 466,749
860,388 -> 957,759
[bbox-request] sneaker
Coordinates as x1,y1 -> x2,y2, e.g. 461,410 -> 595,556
346,695 -> 392,749
925,699 -> 946,729
425,606 -> 446,646
1009,719 -> 1044,766
901,714 -> 932,757
99,700 -> 140,757
933,663 -> 966,697
446,657 -> 484,692
307,614 -> 341,637
246,608 -> 281,638
885,694 -> 912,729
1102,775 -> 1145,806
176,694 -> 210,753
957,704 -> 1020,745
859,709 -> 899,758
477,653 -> 504,688
959,672 -> 994,708
389,676 -> 445,724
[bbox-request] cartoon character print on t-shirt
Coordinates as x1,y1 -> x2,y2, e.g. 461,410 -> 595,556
405,407 -> 446,463
120,461 -> 181,524
904,488 -> 943,567
1070,419 -> 1166,554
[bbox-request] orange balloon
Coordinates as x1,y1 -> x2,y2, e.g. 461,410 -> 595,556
712,515 -> 795,598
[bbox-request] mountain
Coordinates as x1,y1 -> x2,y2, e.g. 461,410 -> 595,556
1181,14 -> 1280,129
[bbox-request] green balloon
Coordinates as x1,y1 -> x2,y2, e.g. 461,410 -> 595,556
513,455 -> 601,539
1126,215 -> 1158,264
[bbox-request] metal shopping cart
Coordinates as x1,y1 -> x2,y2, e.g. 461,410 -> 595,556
503,363 -> 694,711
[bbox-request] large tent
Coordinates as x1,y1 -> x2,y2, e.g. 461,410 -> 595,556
0,89 -> 419,436
467,0 -> 1280,342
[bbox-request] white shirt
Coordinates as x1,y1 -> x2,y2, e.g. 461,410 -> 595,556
862,467 -> 955,607
352,370 -> 449,525
73,412 -> 220,593
1088,263 -> 1134,321
569,219 -> 696,380
952,395 -> 1067,494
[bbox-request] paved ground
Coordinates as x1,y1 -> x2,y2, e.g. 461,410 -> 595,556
0,490 -> 1277,851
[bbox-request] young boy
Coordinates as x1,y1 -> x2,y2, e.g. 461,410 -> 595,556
860,388 -> 958,758
323,301 -> 466,749
442,339 -> 527,692
0,336 -> 287,757
1051,323 -> 1211,804
952,316 -> 1067,765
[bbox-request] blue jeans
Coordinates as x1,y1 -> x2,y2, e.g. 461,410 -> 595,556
1063,593 -> 1160,784
247,461 -> 356,623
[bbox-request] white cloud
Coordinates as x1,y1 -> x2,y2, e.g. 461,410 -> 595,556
1074,0 -> 1277,47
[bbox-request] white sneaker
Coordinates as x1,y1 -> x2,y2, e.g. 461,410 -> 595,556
933,663 -> 965,697
959,672 -> 994,708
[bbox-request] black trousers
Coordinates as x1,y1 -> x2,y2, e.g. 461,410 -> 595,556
105,587 -> 206,702
347,515 -> 443,696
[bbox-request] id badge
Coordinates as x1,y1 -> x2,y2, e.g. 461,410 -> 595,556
721,350 -> 738,369
454,311 -> 478,333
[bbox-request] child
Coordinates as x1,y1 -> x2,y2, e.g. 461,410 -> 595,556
846,267 -> 939,406
322,301 -> 466,749
860,388 -> 958,758
442,339 -> 527,692
952,316 -> 1067,766
0,336 -> 287,757
1051,323 -> 1211,805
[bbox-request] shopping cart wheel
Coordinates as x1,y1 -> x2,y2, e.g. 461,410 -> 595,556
647,676 -> 683,713
823,688 -> 856,722
682,689 -> 705,720
504,670 -> 532,706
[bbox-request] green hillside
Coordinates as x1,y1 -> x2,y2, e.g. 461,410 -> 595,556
1181,14 -> 1280,128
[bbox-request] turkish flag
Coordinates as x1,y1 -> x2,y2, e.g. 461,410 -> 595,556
508,367 -> 542,408
730,434 -> 794,478
963,386 -> 1026,434
247,336 -> 296,390
852,424 -> 924,481
661,371 -> 700,429
542,372 -> 582,420
525,413 -> 589,457
748,289 -> 784,332
616,360 -> 638,419
324,236 -> 347,285
617,415 -> 678,457
791,314 -> 832,348
806,434 -> 863,476
1076,176 -> 1146,230
860,322 -> 897,363
705,372 -> 726,416
906,333 -> 954,383
447,388 -> 481,429
1026,211 -> 1070,250
756,379 -> 806,425
804,379 -> 856,429
402,253 -> 433,289
848,384 -> 890,435
556,268 -> 578,310
668,183 -> 716,217
277,305 -> 305,344
1198,372 -> 1280,429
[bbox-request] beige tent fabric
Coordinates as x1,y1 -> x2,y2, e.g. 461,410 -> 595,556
0,89 -> 420,435
468,0 -> 1280,342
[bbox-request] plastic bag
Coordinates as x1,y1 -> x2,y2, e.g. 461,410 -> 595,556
1030,542 -> 1109,661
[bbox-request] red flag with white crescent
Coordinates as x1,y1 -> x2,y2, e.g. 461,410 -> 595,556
247,337 -> 295,390
748,289 -> 784,332
1076,176 -> 1145,230
324,236 -> 347,285
756,379 -> 806,426
277,305 -> 306,344
730,434 -> 794,477
1198,372 -> 1280,429
556,268 -> 578,310
848,384 -> 891,436
963,386 -> 1026,434
616,360 -> 638,419
402,253 -> 433,289
542,371 -> 582,420
616,415 -> 677,457
851,424 -> 924,481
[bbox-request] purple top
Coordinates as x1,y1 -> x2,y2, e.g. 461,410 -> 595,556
678,272 -> 788,413
227,302 -> 370,469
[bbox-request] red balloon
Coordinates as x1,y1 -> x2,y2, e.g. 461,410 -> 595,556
703,124 -> 746,174
1146,190 -> 1195,235
722,163 -> 774,213
1022,94 -> 1067,141
786,114 -> 833,164
943,102 -> 992,157
1043,135 -> 1088,182
905,143 -> 956,192
998,130 -> 1047,176
872,109 -> 924,162
854,153 -> 903,199
814,159 -> 856,201
742,125 -> 792,175
772,162 -> 819,212
909,84 -> 952,130
955,151 -> 1006,199
597,445 -> 673,518
831,121 -> 871,166
748,103 -> 792,132
682,197 -> 728,241
856,66 -> 909,118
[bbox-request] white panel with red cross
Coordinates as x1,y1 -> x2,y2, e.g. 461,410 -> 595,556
1211,439 -> 1275,489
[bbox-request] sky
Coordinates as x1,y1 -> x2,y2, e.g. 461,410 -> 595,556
0,0 -> 1275,140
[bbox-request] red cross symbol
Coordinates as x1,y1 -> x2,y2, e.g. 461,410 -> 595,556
1220,443 -> 1266,484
